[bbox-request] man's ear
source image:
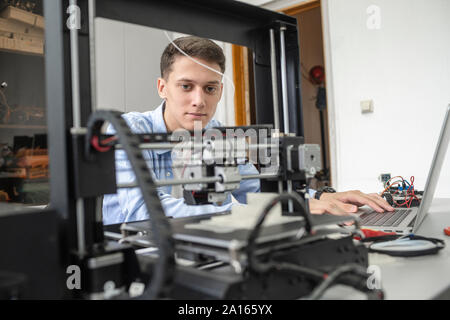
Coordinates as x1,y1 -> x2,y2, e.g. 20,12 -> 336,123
157,77 -> 167,99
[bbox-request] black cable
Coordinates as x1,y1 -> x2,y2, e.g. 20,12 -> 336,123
273,262 -> 325,280
274,262 -> 384,300
246,192 -> 313,274
85,110 -> 175,300
305,263 -> 383,300
245,192 -> 384,300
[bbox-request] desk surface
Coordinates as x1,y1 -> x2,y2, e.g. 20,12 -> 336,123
107,198 -> 450,299
326,198 -> 450,300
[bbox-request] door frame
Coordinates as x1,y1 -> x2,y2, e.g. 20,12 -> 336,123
231,0 -> 337,187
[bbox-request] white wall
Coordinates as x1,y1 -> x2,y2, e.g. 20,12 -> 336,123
94,18 -> 235,126
322,0 -> 450,196
95,18 -> 167,113
295,7 -> 330,169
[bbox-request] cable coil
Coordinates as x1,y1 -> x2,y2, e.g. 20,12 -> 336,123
85,110 -> 175,299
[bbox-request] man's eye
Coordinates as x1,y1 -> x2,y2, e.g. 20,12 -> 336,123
205,86 -> 217,94
181,84 -> 191,90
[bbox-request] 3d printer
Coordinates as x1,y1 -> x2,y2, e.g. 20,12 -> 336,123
0,0 -> 382,300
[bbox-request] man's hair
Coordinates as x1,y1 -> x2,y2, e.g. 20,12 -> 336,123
160,36 -> 226,79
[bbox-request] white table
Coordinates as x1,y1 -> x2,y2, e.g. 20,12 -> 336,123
324,198 -> 450,300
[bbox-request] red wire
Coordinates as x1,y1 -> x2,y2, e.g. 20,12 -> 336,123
100,135 -> 118,145
405,176 -> 419,208
91,136 -> 112,152
392,190 -> 409,207
407,183 -> 414,208
381,176 -> 405,194
386,175 -> 421,208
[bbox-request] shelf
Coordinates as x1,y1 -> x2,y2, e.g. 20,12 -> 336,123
1,6 -> 44,30
0,6 -> 45,56
0,33 -> 43,56
0,124 -> 46,129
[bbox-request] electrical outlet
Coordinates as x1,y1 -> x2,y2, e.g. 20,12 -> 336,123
361,100 -> 374,113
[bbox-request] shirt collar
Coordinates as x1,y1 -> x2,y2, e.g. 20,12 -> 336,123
151,101 -> 170,155
152,101 -> 168,134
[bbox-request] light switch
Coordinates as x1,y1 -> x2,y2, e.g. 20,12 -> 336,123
361,99 -> 374,113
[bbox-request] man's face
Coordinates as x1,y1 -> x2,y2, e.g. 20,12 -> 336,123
157,55 -> 223,132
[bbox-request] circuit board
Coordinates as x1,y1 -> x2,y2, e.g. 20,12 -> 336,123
382,188 -> 423,207
379,173 -> 423,208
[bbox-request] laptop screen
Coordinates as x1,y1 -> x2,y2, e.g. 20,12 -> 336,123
413,105 -> 450,232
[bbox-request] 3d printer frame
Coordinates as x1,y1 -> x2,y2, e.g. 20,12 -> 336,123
44,0 -> 305,262
0,0 -> 306,298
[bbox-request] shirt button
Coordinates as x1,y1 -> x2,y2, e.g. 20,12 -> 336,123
166,172 -> 171,177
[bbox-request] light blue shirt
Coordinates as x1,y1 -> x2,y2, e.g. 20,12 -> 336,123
102,102 -> 261,225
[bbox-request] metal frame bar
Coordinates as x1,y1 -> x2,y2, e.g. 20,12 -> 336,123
44,0 -> 77,257
92,0 -> 304,135
279,25 -> 290,134
269,28 -> 280,131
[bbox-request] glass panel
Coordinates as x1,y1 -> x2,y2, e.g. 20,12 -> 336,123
94,20 -> 241,125
95,21 -> 262,223
0,0 -> 48,208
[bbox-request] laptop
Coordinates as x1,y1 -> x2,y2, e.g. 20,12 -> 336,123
358,104 -> 450,234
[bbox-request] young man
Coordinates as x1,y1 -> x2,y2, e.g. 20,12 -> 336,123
102,36 -> 393,225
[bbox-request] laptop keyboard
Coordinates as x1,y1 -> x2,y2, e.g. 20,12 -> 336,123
360,209 -> 412,227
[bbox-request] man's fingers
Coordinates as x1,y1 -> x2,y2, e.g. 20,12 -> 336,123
341,191 -> 394,212
343,192 -> 385,213
367,193 -> 395,211
332,199 -> 358,213
368,193 -> 384,201
313,190 -> 394,215
309,199 -> 350,216
320,190 -> 395,213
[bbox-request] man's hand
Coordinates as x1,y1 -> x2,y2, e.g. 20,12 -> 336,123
309,190 -> 394,216
309,198 -> 354,216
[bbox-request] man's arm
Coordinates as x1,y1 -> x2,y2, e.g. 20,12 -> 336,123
102,117 -> 236,223
103,148 -> 236,223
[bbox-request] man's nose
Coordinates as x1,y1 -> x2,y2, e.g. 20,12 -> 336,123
191,87 -> 206,108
